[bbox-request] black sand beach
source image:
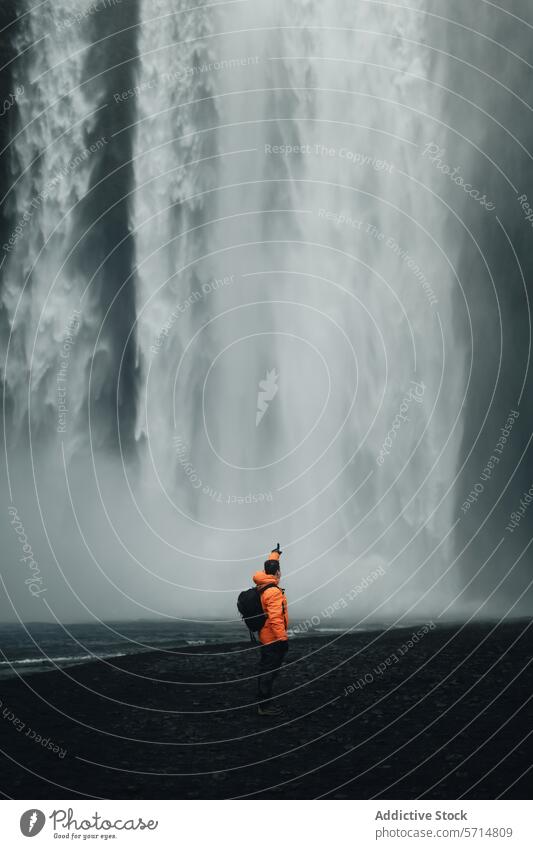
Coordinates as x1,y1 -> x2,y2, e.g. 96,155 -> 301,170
0,621 -> 531,799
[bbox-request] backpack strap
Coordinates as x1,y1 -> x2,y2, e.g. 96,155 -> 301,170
257,583 -> 280,595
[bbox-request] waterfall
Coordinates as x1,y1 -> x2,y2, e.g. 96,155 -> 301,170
131,0 -> 464,615
1,0 -> 139,451
2,0 -> 529,623
1,0 -> 101,442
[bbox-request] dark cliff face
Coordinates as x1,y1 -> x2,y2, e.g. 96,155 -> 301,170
427,0 -> 533,607
71,0 -> 141,452
0,1 -> 18,236
0,1 -> 19,435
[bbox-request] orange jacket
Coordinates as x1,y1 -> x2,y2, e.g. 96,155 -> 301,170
253,571 -> 288,644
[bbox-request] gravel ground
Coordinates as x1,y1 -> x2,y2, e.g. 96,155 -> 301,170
0,621 -> 531,799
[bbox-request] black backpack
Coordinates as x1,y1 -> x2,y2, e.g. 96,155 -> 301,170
237,584 -> 279,636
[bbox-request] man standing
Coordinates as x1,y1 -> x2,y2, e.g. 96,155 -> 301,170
253,547 -> 289,717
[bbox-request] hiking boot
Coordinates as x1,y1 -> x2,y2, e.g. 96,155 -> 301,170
258,705 -> 282,716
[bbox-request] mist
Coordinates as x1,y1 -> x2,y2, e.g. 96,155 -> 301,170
1,0 -> 532,628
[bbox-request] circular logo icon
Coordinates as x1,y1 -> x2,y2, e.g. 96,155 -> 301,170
20,809 -> 46,837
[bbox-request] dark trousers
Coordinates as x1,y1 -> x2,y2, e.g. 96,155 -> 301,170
257,641 -> 288,705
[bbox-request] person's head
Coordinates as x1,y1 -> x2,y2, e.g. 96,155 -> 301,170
264,559 -> 281,577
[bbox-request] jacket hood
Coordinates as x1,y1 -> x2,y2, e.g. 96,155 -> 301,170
253,570 -> 280,587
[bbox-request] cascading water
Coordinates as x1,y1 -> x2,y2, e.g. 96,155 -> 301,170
1,0 -> 140,451
3,0 -> 529,624
131,0 -> 464,616
1,1 -> 100,441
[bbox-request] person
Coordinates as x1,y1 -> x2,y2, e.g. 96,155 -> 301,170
253,547 -> 289,717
